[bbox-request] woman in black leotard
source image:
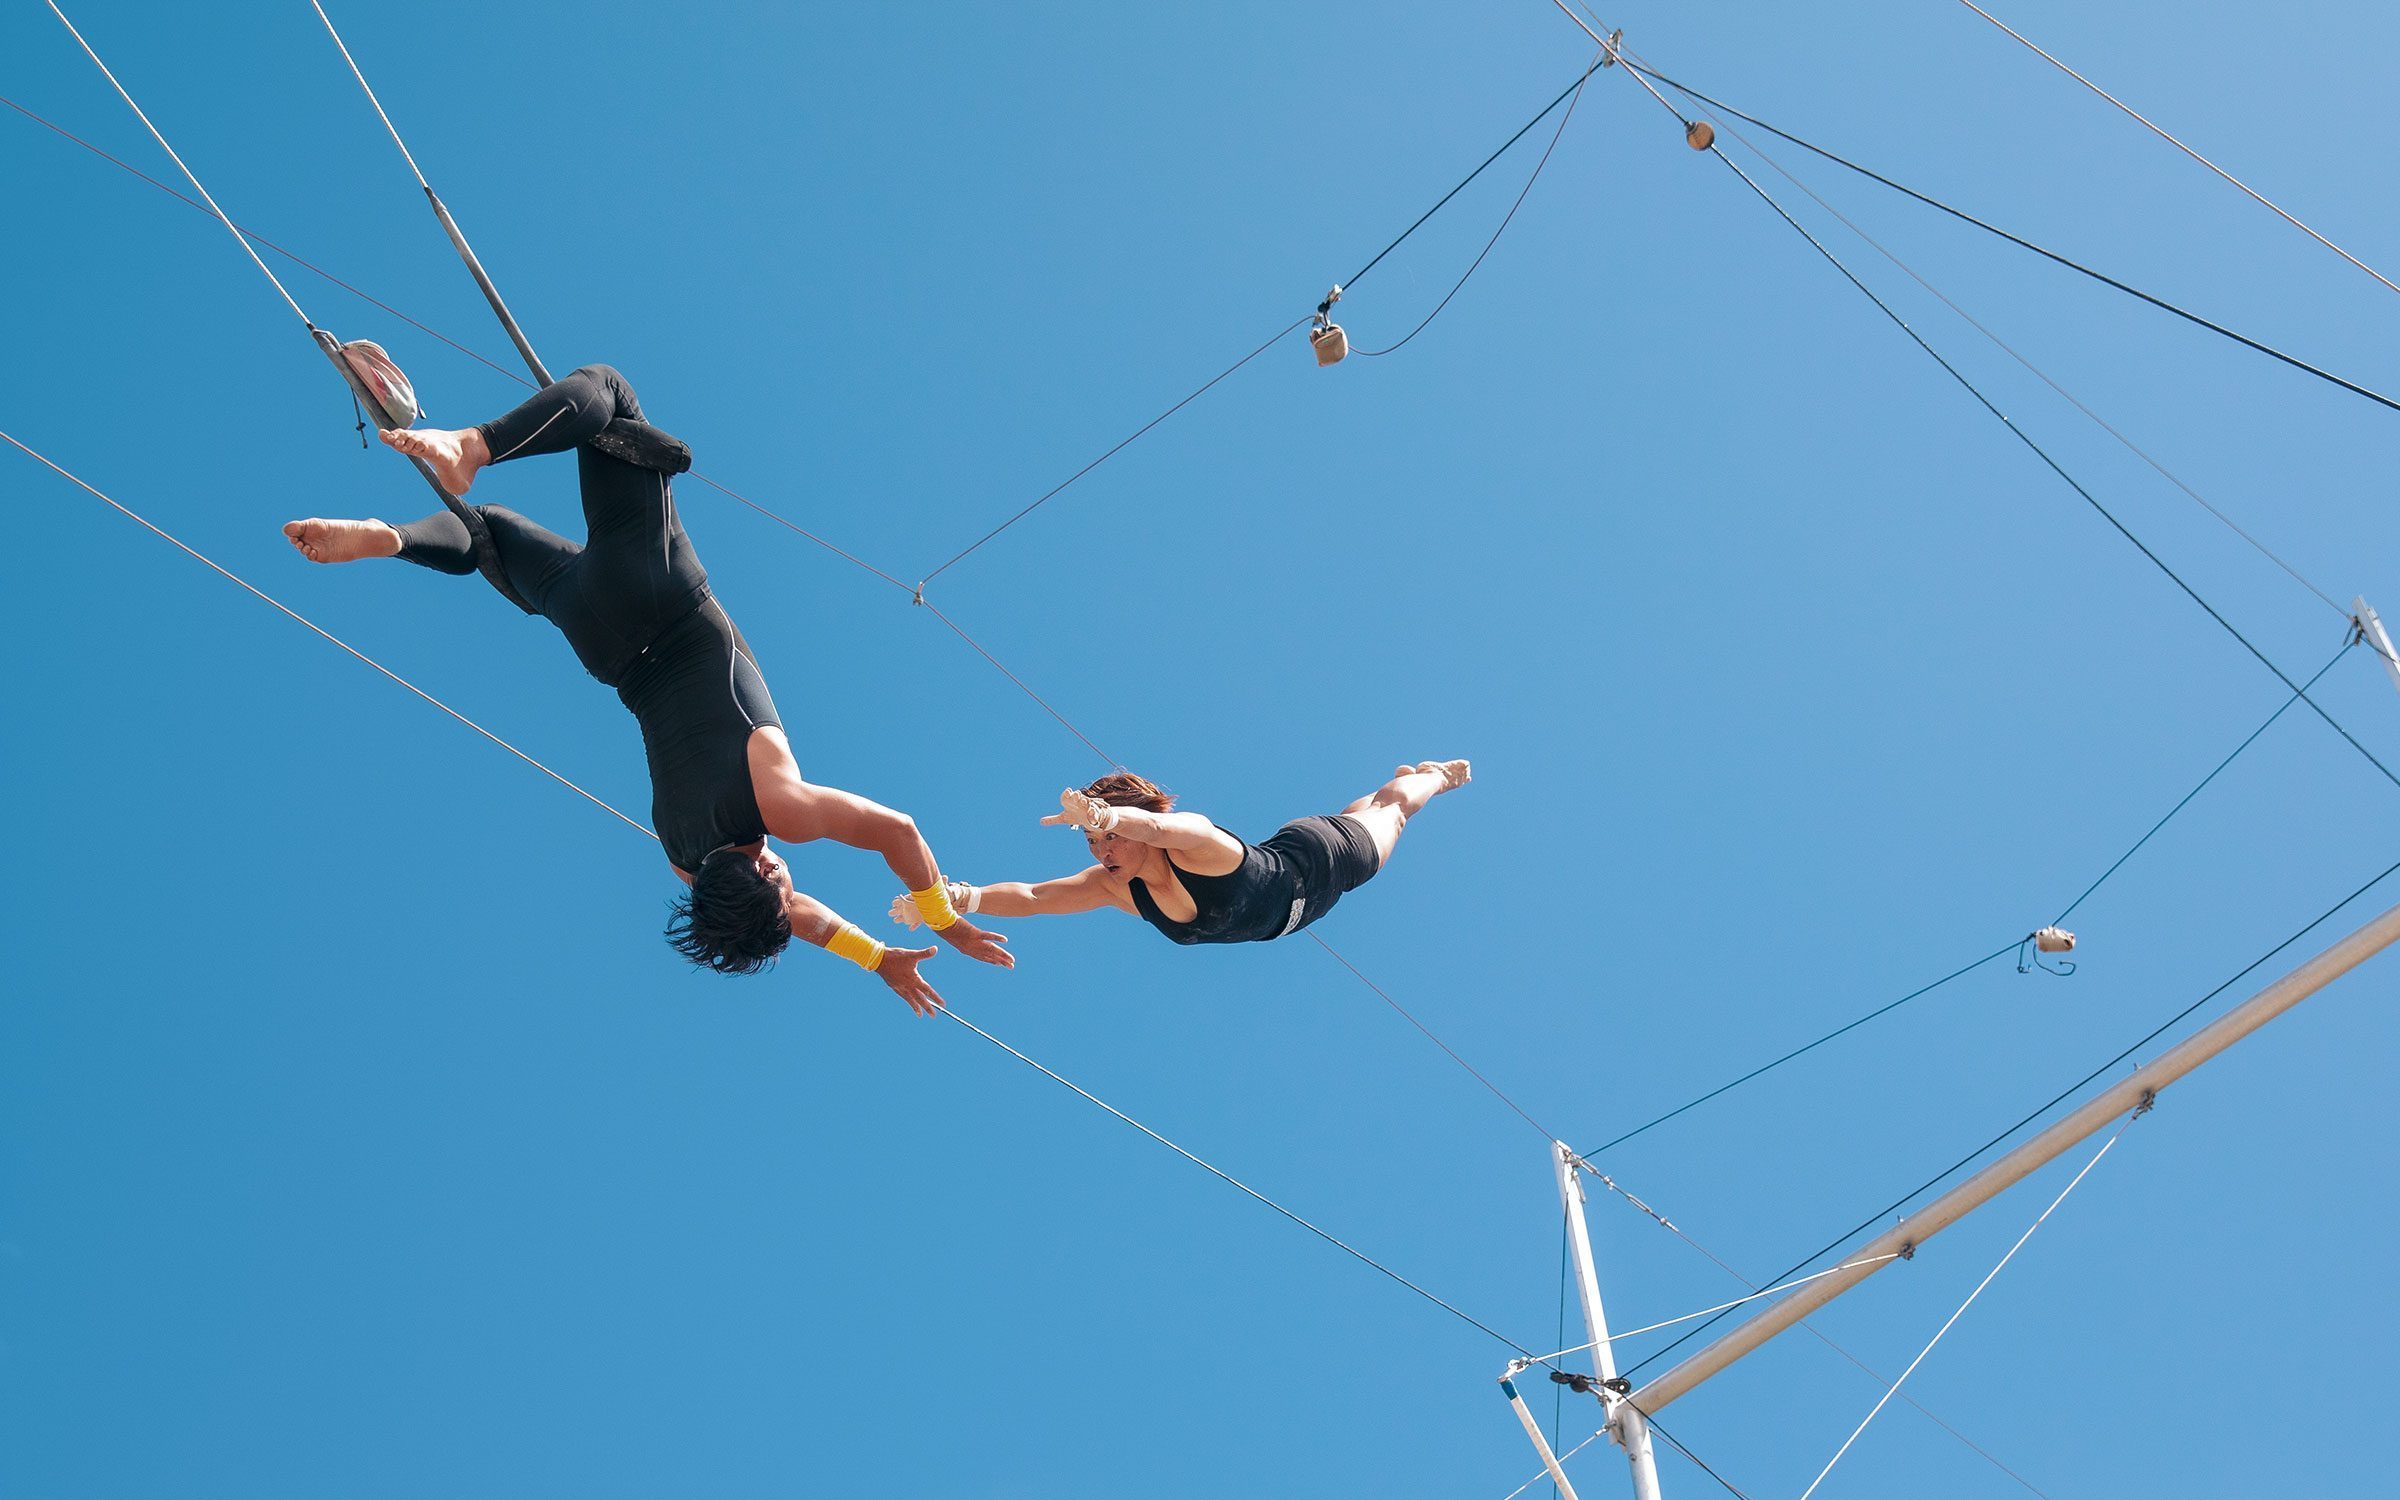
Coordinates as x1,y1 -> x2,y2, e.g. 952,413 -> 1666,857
283,365 -> 1011,1012
887,763 -> 1471,945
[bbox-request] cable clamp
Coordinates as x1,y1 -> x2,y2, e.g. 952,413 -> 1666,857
1596,27 -> 1623,66
1310,285 -> 1349,366
1897,1239 -> 1917,1261
2017,926 -> 2078,976
911,581 -> 927,607
2133,1088 -> 2157,1118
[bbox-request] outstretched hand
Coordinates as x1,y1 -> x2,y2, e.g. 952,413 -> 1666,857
935,916 -> 1014,970
875,944 -> 945,1016
1040,787 -> 1118,832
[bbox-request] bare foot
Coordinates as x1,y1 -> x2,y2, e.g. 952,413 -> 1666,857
1409,759 -> 1472,792
284,517 -> 402,564
379,424 -> 488,497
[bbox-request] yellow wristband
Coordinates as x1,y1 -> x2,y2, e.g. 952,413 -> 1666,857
826,922 -> 886,972
907,882 -> 960,931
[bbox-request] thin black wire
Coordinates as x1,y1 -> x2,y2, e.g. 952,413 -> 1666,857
1645,63 -> 2370,638
1622,853 -> 2400,1380
915,314 -> 1309,584
2,92 -> 913,593
1606,65 -> 2400,417
921,596 -> 1570,1148
1341,55 -> 1613,293
1683,125 -> 2400,796
915,598 -> 1123,766
940,1005 -> 1544,1359
1353,49 -> 1600,357
1641,1410 -> 1754,1499
1309,932 -> 1562,1142
1577,943 -> 2021,1160
2053,637 -> 2355,925
918,53 -> 1619,582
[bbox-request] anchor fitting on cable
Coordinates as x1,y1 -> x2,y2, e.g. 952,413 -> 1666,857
911,581 -> 927,607
2018,925 -> 2078,976
1310,285 -> 1349,367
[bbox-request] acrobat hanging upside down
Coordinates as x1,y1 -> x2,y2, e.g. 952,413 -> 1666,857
285,362 -> 1012,1013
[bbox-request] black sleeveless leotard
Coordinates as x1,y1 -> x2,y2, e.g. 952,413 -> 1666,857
1127,815 -> 1381,945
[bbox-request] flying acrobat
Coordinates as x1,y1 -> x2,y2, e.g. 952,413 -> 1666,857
283,363 -> 1010,1012
891,763 -> 1471,944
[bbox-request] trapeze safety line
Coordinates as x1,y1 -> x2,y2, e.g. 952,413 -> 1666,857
1495,1430 -> 1607,1500
1627,896 -> 2400,1418
5,83 -> 903,591
1570,10 -> 2395,740
924,47 -> 1622,581
938,1006 -> 1545,1358
1685,120 -> 2400,796
1614,58 -> 2400,418
1684,87 -> 2361,630
1623,852 -> 2400,1390
1955,0 -> 2400,301
308,1 -> 553,387
44,2 -> 533,615
44,2 -> 312,330
0,429 -> 655,839
1352,39 -> 1600,359
5,418 -> 1524,1371
1797,1120 -> 2129,1500
1520,1253 -> 1904,1364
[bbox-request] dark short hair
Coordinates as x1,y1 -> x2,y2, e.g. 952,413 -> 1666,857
666,847 -> 794,975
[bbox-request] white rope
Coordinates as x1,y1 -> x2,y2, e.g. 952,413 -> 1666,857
1495,1428 -> 1607,1500
309,0 -> 432,190
0,430 -> 658,842
1796,1113 -> 2137,1500
1955,0 -> 2400,300
1519,1254 -> 1904,1366
45,2 -> 315,330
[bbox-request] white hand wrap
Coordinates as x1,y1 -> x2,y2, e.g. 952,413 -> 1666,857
1058,788 -> 1121,833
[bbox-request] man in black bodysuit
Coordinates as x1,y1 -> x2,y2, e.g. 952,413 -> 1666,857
284,365 -> 1011,1012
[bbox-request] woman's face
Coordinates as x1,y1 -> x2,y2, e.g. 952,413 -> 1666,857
1086,827 -> 1138,878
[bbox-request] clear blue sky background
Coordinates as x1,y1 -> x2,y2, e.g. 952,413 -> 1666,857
5,2 -> 2396,1495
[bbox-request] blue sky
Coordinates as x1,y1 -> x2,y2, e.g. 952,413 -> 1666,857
4,2 -> 2396,1496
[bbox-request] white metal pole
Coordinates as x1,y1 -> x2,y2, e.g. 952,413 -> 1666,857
2356,597 -> 2400,700
1500,1374 -> 1587,1500
1554,1143 -> 1665,1500
1627,897 -> 2400,1418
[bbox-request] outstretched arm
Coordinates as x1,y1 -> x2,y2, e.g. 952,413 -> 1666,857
893,865 -> 1129,929
1042,788 -> 1244,862
786,888 -> 947,1017
758,769 -> 1014,970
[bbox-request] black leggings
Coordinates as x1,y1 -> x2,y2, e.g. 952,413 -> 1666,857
393,365 -> 708,686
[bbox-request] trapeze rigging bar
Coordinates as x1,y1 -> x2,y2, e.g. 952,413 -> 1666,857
1624,895 -> 2400,1420
423,186 -> 553,388
2356,597 -> 2400,700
